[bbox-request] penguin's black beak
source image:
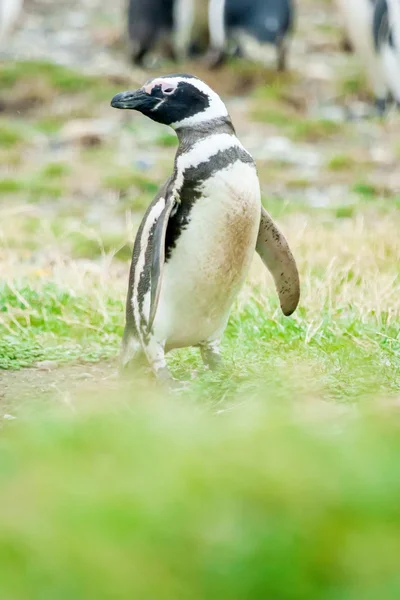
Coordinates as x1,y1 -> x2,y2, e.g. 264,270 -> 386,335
111,89 -> 149,110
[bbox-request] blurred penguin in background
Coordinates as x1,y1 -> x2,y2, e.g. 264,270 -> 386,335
373,0 -> 400,107
334,0 -> 389,113
208,0 -> 295,71
127,0 -> 208,66
127,0 -> 175,65
0,0 -> 23,41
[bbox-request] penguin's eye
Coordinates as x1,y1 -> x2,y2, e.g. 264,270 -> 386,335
161,82 -> 176,95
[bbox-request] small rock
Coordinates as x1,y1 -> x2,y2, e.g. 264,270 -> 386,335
306,188 -> 332,208
134,159 -> 153,171
67,12 -> 88,29
255,136 -> 322,169
75,372 -> 95,381
370,146 -> 394,165
3,414 -> 17,421
36,360 -> 59,371
59,119 -> 114,147
304,61 -> 334,82
314,105 -> 347,123
348,101 -> 375,120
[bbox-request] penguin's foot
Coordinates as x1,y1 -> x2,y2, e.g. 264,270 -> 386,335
119,330 -> 144,376
340,35 -> 353,54
375,97 -> 388,117
155,366 -> 174,384
168,379 -> 190,393
205,48 -> 226,69
200,340 -> 223,371
276,44 -> 287,72
156,368 -> 189,392
129,45 -> 148,67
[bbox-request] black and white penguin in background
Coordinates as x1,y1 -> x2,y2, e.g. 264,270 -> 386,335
373,0 -> 400,107
0,0 -> 23,41
334,0 -> 388,112
111,74 -> 300,385
127,0 -> 208,65
208,0 -> 295,71
334,0 -> 400,112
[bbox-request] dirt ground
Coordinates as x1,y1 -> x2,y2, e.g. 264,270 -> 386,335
0,361 -> 118,413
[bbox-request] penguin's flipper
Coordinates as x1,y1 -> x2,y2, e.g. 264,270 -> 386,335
256,206 -> 300,316
148,194 -> 175,330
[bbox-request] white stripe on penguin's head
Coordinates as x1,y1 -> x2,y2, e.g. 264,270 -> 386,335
143,74 -> 229,129
159,75 -> 228,129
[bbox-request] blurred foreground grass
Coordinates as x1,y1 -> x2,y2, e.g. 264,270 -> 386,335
1,396 -> 400,599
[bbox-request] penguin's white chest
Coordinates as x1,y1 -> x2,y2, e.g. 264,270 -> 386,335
154,160 -> 261,350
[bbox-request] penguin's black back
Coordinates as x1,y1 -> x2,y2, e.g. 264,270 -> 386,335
125,178 -> 172,334
225,0 -> 294,44
128,0 -> 174,43
373,0 -> 394,50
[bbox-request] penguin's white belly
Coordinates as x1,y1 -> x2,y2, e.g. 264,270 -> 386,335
153,161 -> 261,350
334,0 -> 387,97
0,0 -> 23,39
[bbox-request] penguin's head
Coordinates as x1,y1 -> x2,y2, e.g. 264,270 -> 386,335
111,74 -> 229,129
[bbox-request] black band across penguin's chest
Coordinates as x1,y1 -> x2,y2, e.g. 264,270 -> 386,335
164,145 -> 254,260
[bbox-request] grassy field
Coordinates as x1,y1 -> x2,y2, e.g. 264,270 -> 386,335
1,60 -> 399,405
1,6 -> 400,592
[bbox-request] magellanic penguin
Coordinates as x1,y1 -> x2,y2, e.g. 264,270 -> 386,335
373,0 -> 400,107
0,0 -> 23,41
334,0 -> 389,113
111,74 -> 300,384
127,0 -> 208,65
208,0 -> 295,71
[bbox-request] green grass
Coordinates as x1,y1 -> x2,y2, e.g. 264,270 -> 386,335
1,260 -> 399,402
339,68 -> 369,96
68,231 -> 132,261
335,205 -> 355,218
327,153 -> 357,171
286,177 -> 312,189
35,116 -> 67,135
0,60 -> 127,120
155,132 -> 178,148
28,179 -> 64,201
103,169 -> 159,196
0,178 -> 24,194
290,119 -> 343,142
41,162 -> 71,180
252,76 -> 298,103
1,396 -> 400,599
0,175 -> 63,200
0,122 -> 25,148
251,102 -> 343,141
352,181 -> 379,199
0,60 -> 112,95
0,281 -> 123,369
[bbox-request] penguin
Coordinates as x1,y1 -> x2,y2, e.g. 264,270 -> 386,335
373,0 -> 400,107
334,0 -> 389,113
0,0 -> 23,42
127,0 -> 174,65
208,0 -> 295,71
127,0 -> 208,66
111,74 -> 300,384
